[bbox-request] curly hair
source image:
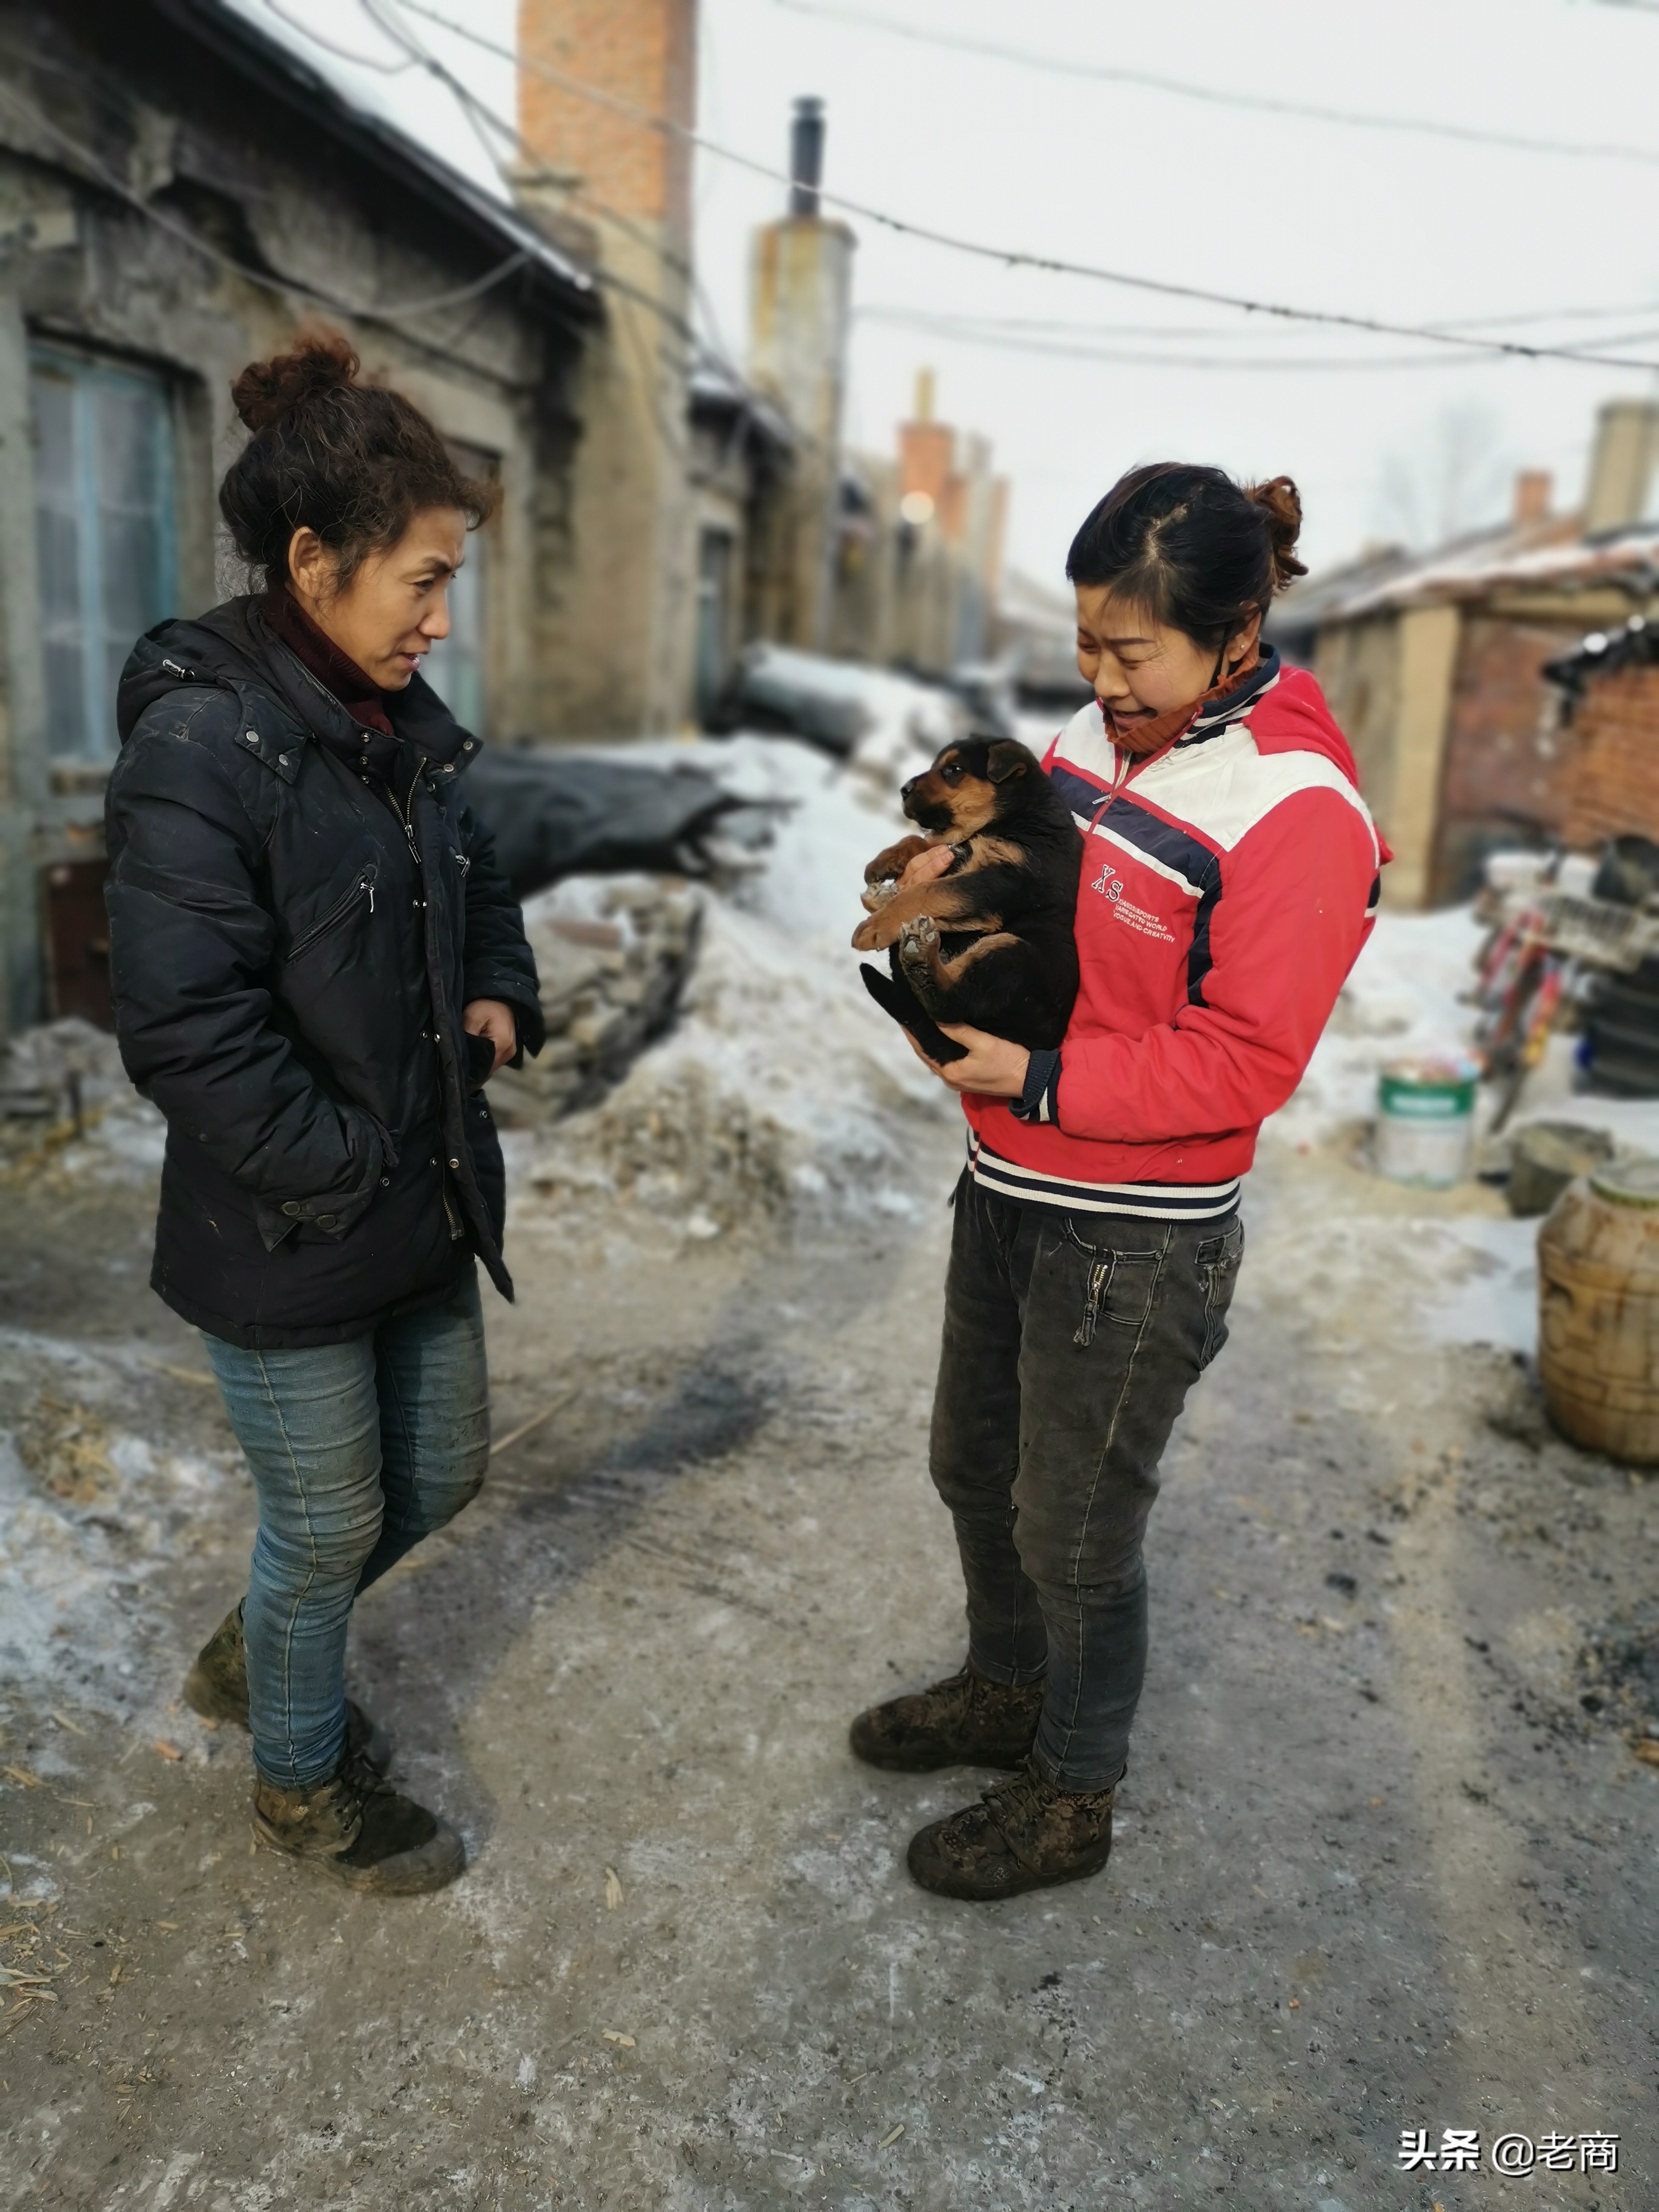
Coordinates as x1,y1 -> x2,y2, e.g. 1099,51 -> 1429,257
219,331 -> 494,594
1066,463 -> 1307,650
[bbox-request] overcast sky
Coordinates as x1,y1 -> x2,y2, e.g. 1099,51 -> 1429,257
241,0 -> 1659,591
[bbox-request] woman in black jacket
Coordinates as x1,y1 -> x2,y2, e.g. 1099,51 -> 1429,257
105,336 -> 544,1894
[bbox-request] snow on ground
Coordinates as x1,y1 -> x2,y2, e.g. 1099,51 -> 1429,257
1268,901 -> 1659,1359
0,1331 -> 242,1728
1269,904 -> 1488,1146
0,1018 -> 166,1188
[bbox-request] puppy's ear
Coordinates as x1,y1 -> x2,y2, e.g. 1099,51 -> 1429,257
986,740 -> 1030,784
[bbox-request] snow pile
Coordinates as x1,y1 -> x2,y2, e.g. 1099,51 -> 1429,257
0,1331 -> 240,1721
1263,901 -> 1659,1359
513,733 -> 957,1234
1268,905 -> 1487,1147
0,1017 -> 164,1186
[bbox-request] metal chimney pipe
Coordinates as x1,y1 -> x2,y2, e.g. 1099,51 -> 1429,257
789,97 -> 824,219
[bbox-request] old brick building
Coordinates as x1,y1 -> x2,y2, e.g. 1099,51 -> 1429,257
1283,399 -> 1659,907
0,0 -> 603,1031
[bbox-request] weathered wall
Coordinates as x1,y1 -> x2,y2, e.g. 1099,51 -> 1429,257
1314,609 -> 1408,855
1562,663 -> 1659,850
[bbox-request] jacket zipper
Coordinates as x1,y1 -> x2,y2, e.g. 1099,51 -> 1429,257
286,865 -> 377,961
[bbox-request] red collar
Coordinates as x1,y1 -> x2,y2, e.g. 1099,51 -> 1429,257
264,592 -> 394,738
1098,646 -> 1262,758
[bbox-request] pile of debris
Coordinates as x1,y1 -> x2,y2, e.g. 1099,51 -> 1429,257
488,876 -> 706,1126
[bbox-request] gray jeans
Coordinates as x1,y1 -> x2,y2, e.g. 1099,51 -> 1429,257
929,1175 -> 1244,1790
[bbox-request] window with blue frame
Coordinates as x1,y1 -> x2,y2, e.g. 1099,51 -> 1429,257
424,540 -> 486,737
31,346 -> 177,762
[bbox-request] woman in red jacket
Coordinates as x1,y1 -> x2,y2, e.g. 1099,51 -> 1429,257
849,464 -> 1385,1901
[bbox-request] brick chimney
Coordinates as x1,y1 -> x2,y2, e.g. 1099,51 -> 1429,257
1583,399 -> 1659,537
898,369 -> 953,521
748,97 -> 856,651
518,0 -> 695,249
1512,469 -> 1552,528
517,0 -> 699,734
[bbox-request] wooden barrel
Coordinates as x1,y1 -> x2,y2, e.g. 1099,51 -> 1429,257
1537,1158 -> 1659,1464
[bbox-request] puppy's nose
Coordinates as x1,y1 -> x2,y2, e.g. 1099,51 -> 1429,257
900,775 -> 918,801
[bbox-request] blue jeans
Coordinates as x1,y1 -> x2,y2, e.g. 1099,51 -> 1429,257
202,1269 -> 489,1788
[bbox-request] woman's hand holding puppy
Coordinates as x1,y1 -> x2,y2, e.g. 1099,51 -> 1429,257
904,1022 -> 1030,1098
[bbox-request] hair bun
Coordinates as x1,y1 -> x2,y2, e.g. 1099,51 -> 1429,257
1244,476 -> 1307,589
230,332 -> 360,434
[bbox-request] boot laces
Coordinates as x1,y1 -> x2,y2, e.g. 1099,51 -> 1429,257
982,1761 -> 1052,1823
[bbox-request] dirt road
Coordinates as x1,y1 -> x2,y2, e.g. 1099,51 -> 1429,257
2,1123 -> 1655,2210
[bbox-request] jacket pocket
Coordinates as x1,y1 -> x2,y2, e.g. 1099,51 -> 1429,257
285,865 -> 378,963
1195,1217 -> 1245,1369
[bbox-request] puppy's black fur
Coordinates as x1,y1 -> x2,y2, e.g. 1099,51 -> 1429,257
852,736 -> 1082,1064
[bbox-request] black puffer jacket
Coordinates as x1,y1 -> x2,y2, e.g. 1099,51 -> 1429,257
105,598 -> 544,1349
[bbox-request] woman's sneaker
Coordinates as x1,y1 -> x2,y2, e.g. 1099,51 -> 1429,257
906,1758 -> 1119,1901
848,1661 -> 1045,1772
253,1748 -> 465,1894
183,1602 -> 392,1773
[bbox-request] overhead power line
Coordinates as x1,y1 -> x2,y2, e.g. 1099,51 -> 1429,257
393,0 -> 1659,372
772,0 -> 1659,171
860,299 -> 1659,346
855,307 -> 1491,373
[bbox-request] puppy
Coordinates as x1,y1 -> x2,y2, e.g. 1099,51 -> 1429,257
852,736 -> 1082,1065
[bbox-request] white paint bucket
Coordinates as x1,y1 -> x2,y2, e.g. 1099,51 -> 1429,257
1374,1056 -> 1479,1188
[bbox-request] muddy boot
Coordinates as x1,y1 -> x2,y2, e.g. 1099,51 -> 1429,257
849,1661 -> 1045,1772
253,1748 -> 465,1894
906,1758 -> 1119,1901
183,1603 -> 392,1773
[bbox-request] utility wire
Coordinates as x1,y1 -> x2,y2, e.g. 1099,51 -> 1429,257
855,308 -> 1489,373
260,0 -> 416,71
858,299 -> 1659,345
858,302 -> 1659,365
394,0 -> 1659,372
772,0 -> 1659,171
266,0 -> 792,448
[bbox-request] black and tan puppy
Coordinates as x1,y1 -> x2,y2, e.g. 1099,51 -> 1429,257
852,736 -> 1083,1064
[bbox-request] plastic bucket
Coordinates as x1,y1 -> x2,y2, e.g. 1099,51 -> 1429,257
1374,1056 -> 1479,1188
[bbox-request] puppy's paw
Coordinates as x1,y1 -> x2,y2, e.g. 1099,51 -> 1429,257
897,914 -> 940,971
851,911 -> 892,952
860,876 -> 900,915
864,835 -> 932,886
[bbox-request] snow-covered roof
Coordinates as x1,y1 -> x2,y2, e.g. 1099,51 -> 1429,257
1309,513 -> 1659,625
688,363 -> 794,453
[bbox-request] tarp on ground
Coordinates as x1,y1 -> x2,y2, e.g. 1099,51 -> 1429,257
464,753 -> 748,898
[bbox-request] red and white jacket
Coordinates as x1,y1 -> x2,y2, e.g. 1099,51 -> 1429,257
964,648 -> 1385,1221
